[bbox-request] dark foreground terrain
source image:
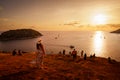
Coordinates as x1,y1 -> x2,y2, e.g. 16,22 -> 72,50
0,53 -> 120,80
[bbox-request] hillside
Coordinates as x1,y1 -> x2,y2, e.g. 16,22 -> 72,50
0,53 -> 120,80
111,29 -> 120,33
0,29 -> 42,41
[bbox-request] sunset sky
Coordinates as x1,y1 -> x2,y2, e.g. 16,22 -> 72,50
0,0 -> 120,31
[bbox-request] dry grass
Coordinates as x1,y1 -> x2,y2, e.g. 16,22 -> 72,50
0,53 -> 120,80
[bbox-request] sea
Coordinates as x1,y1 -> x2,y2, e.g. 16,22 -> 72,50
0,31 -> 120,61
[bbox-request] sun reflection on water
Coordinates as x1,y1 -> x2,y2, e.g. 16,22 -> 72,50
93,31 -> 104,56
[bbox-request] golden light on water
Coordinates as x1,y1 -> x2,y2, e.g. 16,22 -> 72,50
93,31 -> 104,56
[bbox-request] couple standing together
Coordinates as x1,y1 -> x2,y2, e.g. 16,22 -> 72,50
36,40 -> 46,69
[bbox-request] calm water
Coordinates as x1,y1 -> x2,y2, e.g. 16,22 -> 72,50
0,31 -> 120,61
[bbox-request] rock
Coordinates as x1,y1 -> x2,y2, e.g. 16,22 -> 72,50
111,29 -> 120,34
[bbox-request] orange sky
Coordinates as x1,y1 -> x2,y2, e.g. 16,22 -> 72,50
0,0 -> 120,31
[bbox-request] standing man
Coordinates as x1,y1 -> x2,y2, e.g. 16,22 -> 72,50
81,50 -> 84,57
63,49 -> 66,55
84,53 -> 87,60
36,40 -> 46,69
72,49 -> 77,61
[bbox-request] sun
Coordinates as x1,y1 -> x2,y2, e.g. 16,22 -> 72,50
92,14 -> 107,25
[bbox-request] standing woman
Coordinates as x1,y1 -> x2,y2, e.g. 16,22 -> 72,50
36,40 -> 46,69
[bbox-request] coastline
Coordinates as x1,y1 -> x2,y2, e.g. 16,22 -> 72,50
0,31 -> 120,61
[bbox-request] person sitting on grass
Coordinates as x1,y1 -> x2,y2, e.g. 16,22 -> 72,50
18,50 -> 22,56
12,49 -> 17,56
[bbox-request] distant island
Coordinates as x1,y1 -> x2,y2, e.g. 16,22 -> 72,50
111,29 -> 120,34
0,29 -> 42,41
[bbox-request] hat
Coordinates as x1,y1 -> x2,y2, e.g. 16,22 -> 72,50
38,40 -> 42,43
39,40 -> 41,42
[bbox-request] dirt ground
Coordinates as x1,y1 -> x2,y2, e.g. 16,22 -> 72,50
0,53 -> 120,80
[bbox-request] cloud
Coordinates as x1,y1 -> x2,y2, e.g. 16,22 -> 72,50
64,21 -> 80,26
0,18 -> 9,21
107,7 -> 120,15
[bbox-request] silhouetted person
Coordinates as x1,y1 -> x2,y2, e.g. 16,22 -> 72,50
72,49 -> 77,61
12,49 -> 17,56
18,50 -> 22,56
69,51 -> 72,56
84,53 -> 87,60
108,57 -> 111,63
63,49 -> 66,55
93,53 -> 95,58
90,54 -> 92,58
81,50 -> 84,57
59,51 -> 62,54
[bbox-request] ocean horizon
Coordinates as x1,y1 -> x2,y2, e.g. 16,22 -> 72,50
0,31 -> 120,61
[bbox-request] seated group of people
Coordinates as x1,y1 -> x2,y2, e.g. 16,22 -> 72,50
12,49 -> 22,56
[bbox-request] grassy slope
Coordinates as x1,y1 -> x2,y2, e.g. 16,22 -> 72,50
0,53 -> 120,80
